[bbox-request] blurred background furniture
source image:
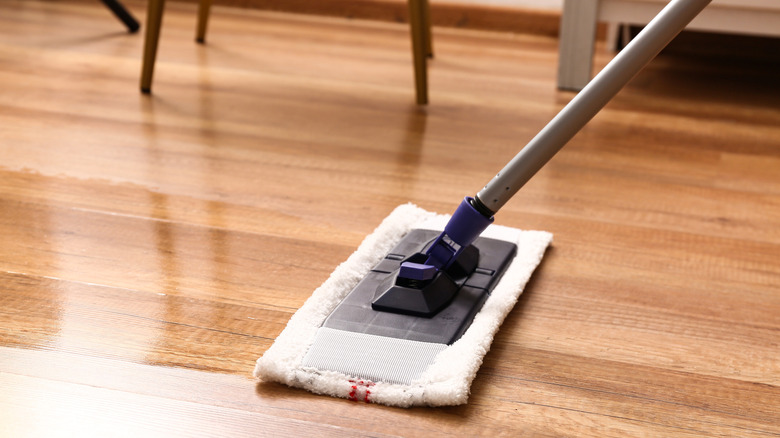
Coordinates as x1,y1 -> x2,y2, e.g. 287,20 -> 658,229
140,0 -> 433,104
101,0 -> 140,32
558,0 -> 780,91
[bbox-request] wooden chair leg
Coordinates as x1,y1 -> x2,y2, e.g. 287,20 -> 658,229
408,0 -> 428,105
140,0 -> 166,93
196,0 -> 213,43
420,0 -> 433,58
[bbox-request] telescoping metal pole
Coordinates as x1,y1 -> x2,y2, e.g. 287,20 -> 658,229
399,0 -> 711,281
474,0 -> 711,216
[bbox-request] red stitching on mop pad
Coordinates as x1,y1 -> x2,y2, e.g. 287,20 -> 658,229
348,380 -> 375,403
348,385 -> 358,401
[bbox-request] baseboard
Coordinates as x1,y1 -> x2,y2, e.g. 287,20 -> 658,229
184,0 -> 563,37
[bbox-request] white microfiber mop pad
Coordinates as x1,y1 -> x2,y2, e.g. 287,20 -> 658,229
254,203 -> 552,407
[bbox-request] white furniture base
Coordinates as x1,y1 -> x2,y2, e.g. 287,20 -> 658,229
558,0 -> 780,91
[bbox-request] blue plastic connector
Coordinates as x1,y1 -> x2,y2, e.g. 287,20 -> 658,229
398,197 -> 494,281
398,262 -> 437,281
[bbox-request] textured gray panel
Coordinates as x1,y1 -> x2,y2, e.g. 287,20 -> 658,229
301,327 -> 448,385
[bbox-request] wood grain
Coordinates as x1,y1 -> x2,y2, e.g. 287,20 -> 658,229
1,1 -> 778,436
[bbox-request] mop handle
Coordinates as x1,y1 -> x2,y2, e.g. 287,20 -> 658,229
475,0 -> 711,215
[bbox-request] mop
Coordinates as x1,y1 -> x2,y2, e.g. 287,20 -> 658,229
255,0 -> 712,407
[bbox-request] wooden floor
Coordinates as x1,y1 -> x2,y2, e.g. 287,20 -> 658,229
2,1 -> 779,436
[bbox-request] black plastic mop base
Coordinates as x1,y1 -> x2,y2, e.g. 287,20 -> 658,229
321,229 -> 517,345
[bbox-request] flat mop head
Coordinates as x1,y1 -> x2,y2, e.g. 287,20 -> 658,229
254,204 -> 552,407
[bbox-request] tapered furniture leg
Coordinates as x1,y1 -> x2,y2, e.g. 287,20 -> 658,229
420,0 -> 433,58
140,0 -> 166,93
196,0 -> 213,43
408,0 -> 428,105
100,0 -> 140,33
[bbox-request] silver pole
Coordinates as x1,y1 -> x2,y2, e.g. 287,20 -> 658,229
476,0 -> 711,214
